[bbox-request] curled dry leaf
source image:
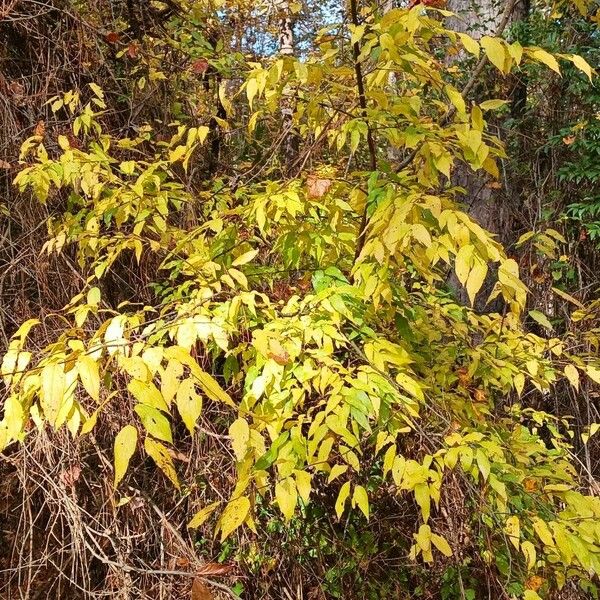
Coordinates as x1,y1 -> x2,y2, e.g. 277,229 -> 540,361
191,578 -> 214,600
306,175 -> 332,199
34,120 -> 46,137
59,464 -> 81,488
0,160 -> 11,170
191,58 -> 209,75
105,31 -> 120,43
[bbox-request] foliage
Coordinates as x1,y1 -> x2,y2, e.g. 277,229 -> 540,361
1,1 -> 600,598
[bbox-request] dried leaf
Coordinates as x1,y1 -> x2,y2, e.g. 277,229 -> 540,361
191,58 -> 209,74
191,578 -> 213,600
306,175 -> 332,199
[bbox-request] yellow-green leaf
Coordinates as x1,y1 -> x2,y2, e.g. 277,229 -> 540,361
144,437 -> 180,488
352,485 -> 369,519
335,481 -> 351,519
219,495 -> 251,541
431,533 -> 453,557
229,417 -> 250,461
176,377 -> 202,434
78,355 -> 100,402
275,477 -> 298,520
188,501 -> 220,529
113,425 -> 137,488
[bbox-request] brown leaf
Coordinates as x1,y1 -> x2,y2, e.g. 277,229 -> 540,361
196,562 -> 235,577
191,578 -> 214,600
191,58 -> 209,75
562,135 -> 576,145
0,160 -> 11,170
105,31 -> 120,44
306,175 -> 332,199
127,43 -> 139,59
59,464 -> 81,488
34,120 -> 46,137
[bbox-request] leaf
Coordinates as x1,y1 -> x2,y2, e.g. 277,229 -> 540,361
531,48 -> 560,74
246,78 -> 258,109
191,58 -> 209,75
352,485 -> 369,519
275,478 -> 298,520
229,417 -> 250,461
113,425 -> 137,488
191,578 -> 214,600
414,483 -> 430,522
552,287 -> 584,308
466,260 -> 488,305
480,99 -> 508,111
194,371 -> 235,407
532,518 -> 554,547
568,54 -> 593,82
128,380 -> 169,412
40,362 -> 67,426
232,249 -> 258,266
504,515 -> 520,550
294,470 -> 312,504
586,365 -> 600,384
521,540 -> 536,571
78,355 -> 100,401
144,437 -> 180,488
176,378 -> 203,434
188,501 -> 220,529
134,404 -> 173,443
528,310 -> 553,330
306,175 -> 332,199
481,36 -> 508,73
564,364 -> 579,390
219,496 -> 251,541
431,533 -> 453,557
457,32 -> 479,57
475,448 -> 490,481
335,481 -> 351,518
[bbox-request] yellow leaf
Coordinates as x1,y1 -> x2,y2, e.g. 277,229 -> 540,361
134,404 -> 172,443
246,78 -> 258,109
113,425 -> 137,488
445,84 -> 466,117
161,359 -> 183,405
219,496 -> 251,540
144,437 -> 180,488
188,501 -> 220,529
457,32 -> 480,57
521,540 -> 536,571
229,417 -> 250,461
128,379 -> 168,412
431,533 -> 453,557
476,448 -> 490,481
176,378 -> 203,434
78,355 -> 100,402
328,464 -> 348,483
586,365 -> 600,384
275,477 -> 298,520
232,249 -> 259,266
295,470 -> 312,504
466,260 -> 488,305
531,49 -> 560,74
532,517 -> 554,547
414,483 -> 430,522
194,370 -> 235,407
352,485 -> 369,519
569,54 -> 593,82
481,36 -> 508,73
505,515 -> 520,550
335,481 -> 351,519
564,364 -> 579,390
40,362 -> 67,426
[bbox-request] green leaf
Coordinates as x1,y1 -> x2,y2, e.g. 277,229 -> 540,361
113,425 -> 137,488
